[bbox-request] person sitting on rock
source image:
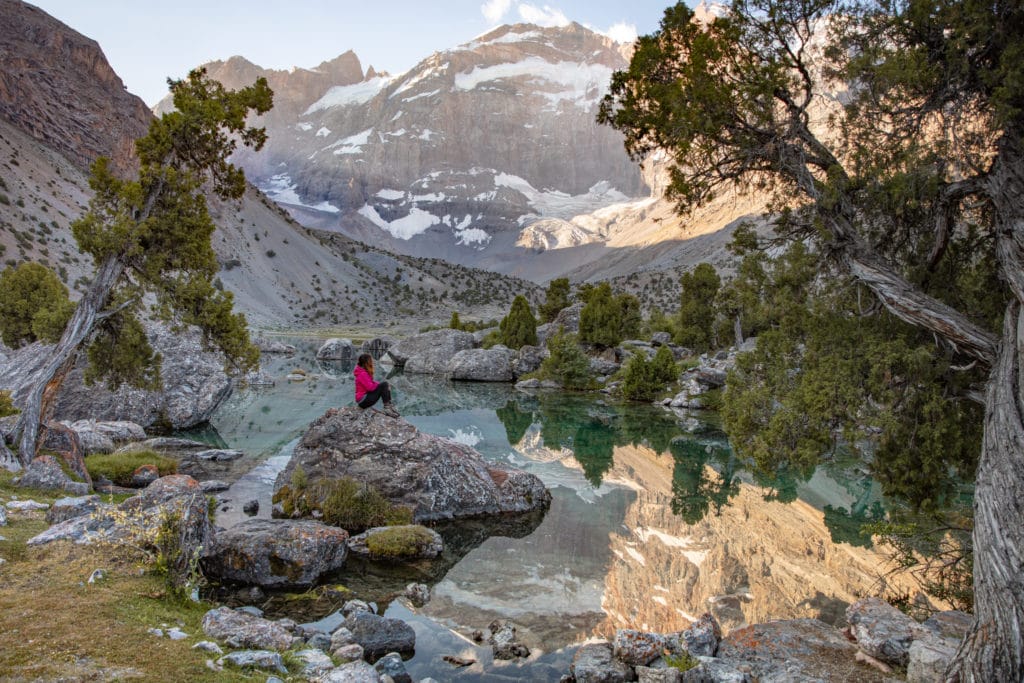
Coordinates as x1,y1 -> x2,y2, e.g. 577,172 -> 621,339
354,353 -> 400,417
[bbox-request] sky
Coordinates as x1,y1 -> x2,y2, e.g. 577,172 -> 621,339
29,0 -> 690,106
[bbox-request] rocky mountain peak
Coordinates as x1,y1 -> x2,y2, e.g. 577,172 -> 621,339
0,0 -> 152,176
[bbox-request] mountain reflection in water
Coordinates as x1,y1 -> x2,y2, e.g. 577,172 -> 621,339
205,339 -> 918,672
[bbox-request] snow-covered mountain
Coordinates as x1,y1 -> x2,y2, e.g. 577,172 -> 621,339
170,23 -> 655,277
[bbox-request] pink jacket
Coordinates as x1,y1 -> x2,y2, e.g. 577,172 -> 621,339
354,365 -> 378,402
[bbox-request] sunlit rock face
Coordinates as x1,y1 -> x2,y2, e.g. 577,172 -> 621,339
595,445 -> 921,637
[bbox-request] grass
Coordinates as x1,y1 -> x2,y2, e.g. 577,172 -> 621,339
365,525 -> 437,559
273,473 -> 412,533
663,651 -> 700,672
0,473 -> 255,681
85,450 -> 178,486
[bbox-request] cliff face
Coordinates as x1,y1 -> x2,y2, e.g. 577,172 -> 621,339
0,0 -> 152,176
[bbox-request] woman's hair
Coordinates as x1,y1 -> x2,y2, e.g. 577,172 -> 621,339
357,353 -> 374,371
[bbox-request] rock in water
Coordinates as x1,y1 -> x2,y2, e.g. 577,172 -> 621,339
202,518 -> 349,588
386,329 -> 476,373
317,338 -> 356,361
343,610 -> 416,662
274,407 -> 550,522
447,347 -> 515,382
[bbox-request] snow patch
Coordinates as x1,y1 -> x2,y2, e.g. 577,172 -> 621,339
315,127 -> 331,137
418,129 -> 437,141
358,204 -> 441,240
455,227 -> 491,247
376,189 -> 405,200
305,76 -> 391,114
295,122 -> 313,131
328,128 -> 373,155
402,89 -> 440,103
261,173 -> 339,214
454,58 -> 614,111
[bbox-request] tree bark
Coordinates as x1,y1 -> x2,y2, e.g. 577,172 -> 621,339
946,304 -> 1024,682
15,255 -> 124,464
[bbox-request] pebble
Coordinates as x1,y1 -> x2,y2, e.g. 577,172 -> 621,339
167,628 -> 188,640
6,500 -> 49,511
192,641 -> 224,655
87,569 -> 106,584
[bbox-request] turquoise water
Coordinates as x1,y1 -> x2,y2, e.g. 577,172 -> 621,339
205,339 -> 903,681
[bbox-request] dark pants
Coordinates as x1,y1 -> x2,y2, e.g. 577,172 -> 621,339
358,381 -> 392,409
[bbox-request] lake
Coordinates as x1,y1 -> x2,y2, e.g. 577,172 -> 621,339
199,339 -> 911,681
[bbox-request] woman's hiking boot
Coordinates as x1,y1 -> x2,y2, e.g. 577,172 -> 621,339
383,403 -> 401,418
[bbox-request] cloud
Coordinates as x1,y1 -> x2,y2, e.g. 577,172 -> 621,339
605,21 -> 638,44
481,0 -> 513,24
517,3 -> 571,27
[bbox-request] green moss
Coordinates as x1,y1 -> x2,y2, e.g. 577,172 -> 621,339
664,651 -> 700,672
365,525 -> 436,559
272,476 -> 412,533
85,450 -> 178,486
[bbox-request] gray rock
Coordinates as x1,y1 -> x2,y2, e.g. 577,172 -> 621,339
5,499 -> 49,511
404,583 -> 430,607
117,437 -> 211,454
512,344 -> 548,378
695,368 -> 728,388
308,632 -> 333,652
717,618 -> 866,682
61,421 -> 115,454
274,407 -> 550,523
374,652 -> 412,683
192,641 -> 224,655
342,600 -> 375,618
17,454 -> 90,495
0,506 -> 6,526
296,648 -> 336,677
333,643 -> 364,663
537,303 -> 582,346
680,656 -> 752,682
243,499 -> 260,515
489,619 -> 530,659
202,518 -> 349,588
344,610 -> 416,662
651,331 -> 672,347
846,597 -> 924,667
360,336 -> 397,356
201,606 -> 295,651
679,613 -> 722,657
346,524 -> 443,560
243,369 -> 276,387
255,337 -> 297,355
447,347 -> 514,382
29,476 -> 212,589
388,329 -> 476,373
907,631 -> 959,683
237,605 -> 265,618
614,629 -> 666,666
669,379 -> 706,410
314,660 -> 381,682
921,610 -> 972,641
167,627 -> 188,640
130,464 -> 160,488
589,357 -> 620,376
637,666 -> 681,683
572,641 -> 632,683
217,650 -> 287,674
318,338 -> 357,361
194,449 -> 244,462
46,495 -> 102,524
199,480 -> 230,493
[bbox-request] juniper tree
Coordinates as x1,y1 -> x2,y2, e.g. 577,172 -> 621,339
499,295 -> 537,349
538,277 -> 571,323
675,263 -> 720,352
600,0 -> 1024,677
13,69 -> 271,464
0,262 -> 74,347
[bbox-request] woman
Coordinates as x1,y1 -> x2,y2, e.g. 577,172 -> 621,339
354,353 -> 400,417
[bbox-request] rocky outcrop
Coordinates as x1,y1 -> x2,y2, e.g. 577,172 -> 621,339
538,303 -> 583,345
512,344 -> 548,378
46,494 -> 101,523
28,475 -> 212,587
846,597 -> 924,667
16,454 -> 89,495
572,641 -> 632,683
0,0 -> 152,176
316,338 -> 356,361
447,347 -> 514,382
387,329 -> 476,374
0,324 -> 233,430
274,407 -> 550,523
254,337 -> 297,355
341,610 -> 416,662
360,337 -> 396,356
202,519 -> 349,588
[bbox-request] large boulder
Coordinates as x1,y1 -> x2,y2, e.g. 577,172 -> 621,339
28,475 -> 213,588
16,454 -> 90,495
717,619 -> 877,682
202,518 -> 349,588
571,641 -> 632,683
447,347 -> 514,382
0,324 -> 233,430
254,337 -> 297,355
360,336 -> 397,356
677,613 -> 722,657
512,345 -> 548,378
201,606 -> 296,651
317,338 -> 356,361
846,597 -> 925,667
346,524 -> 443,560
274,407 -> 550,523
386,329 -> 475,373
342,610 -> 416,662
537,303 -> 582,346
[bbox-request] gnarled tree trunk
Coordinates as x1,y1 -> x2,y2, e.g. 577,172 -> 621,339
947,304 -> 1024,681
15,255 -> 124,464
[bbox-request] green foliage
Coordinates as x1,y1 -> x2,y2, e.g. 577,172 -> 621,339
621,353 -> 659,401
663,652 -> 700,672
83,309 -> 161,391
364,525 -> 437,559
0,390 -> 18,418
272,476 -> 412,533
85,450 -> 178,486
449,311 -> 463,331
675,263 -> 720,352
496,400 -> 534,445
579,282 -> 641,347
538,277 -> 571,323
499,295 -> 538,349
670,438 -> 739,525
650,345 -> 679,385
0,262 -> 74,347
539,331 -> 591,390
